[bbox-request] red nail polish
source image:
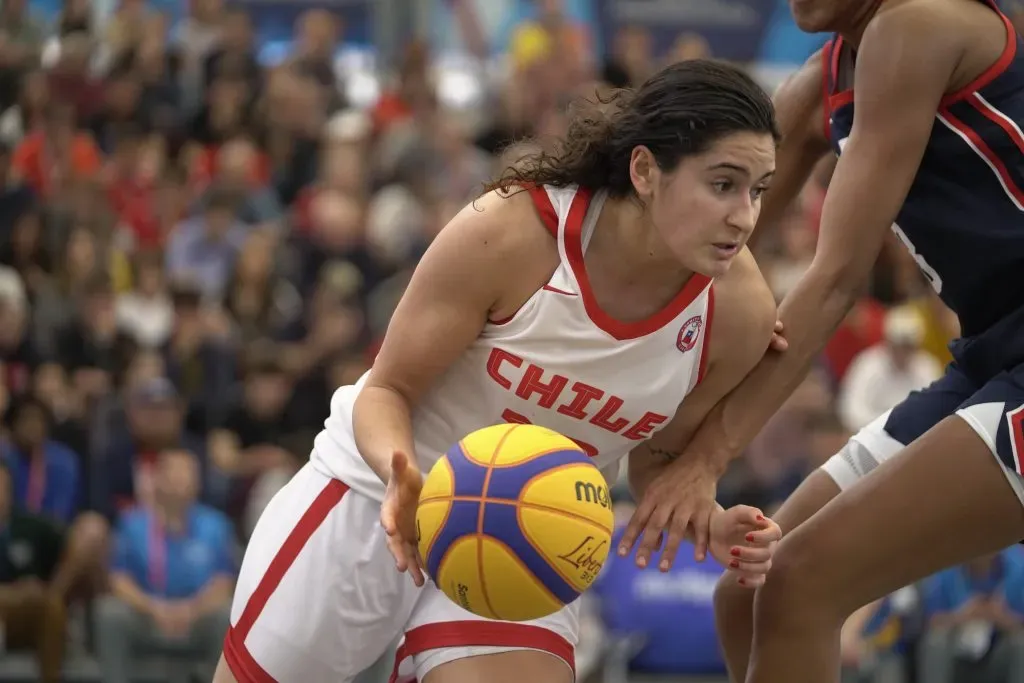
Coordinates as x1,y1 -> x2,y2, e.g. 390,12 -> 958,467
731,547 -> 741,557
746,533 -> 755,542
738,578 -> 746,585
730,560 -> 740,568
756,515 -> 765,521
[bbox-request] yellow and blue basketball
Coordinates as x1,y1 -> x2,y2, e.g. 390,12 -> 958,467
416,423 -> 614,622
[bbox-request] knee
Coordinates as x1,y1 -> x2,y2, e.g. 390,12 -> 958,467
752,535 -> 834,626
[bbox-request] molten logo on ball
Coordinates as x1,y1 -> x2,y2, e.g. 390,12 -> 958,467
574,480 -> 610,508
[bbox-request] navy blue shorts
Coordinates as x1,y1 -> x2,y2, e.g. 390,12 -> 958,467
821,305 -> 1024,502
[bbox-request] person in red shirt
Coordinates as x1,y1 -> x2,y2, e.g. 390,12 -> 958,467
12,105 -> 100,198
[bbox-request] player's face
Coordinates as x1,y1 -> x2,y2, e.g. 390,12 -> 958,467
648,132 -> 776,277
788,0 -> 868,33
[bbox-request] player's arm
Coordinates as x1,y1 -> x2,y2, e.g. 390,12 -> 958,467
690,7 -> 961,472
353,191 -> 553,484
627,250 -> 777,499
748,48 -> 832,248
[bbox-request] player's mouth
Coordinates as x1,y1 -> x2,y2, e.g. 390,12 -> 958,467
712,242 -> 740,258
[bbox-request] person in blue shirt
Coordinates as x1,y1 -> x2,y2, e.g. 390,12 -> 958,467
919,549 -> 1024,683
0,392 -> 111,616
2,393 -> 80,524
94,448 -> 236,683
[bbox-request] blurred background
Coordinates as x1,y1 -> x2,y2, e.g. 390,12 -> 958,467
0,0 -> 1020,682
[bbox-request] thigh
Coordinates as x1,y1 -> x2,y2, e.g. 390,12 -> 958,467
821,363 -> 977,491
955,367 -> 1024,502
396,585 -> 578,682
225,464 -> 420,683
762,412 -> 1024,625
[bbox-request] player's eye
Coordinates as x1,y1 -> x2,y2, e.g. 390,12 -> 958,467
711,180 -> 733,193
751,185 -> 769,200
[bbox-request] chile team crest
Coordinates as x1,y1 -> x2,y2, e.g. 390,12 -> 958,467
676,316 -> 703,353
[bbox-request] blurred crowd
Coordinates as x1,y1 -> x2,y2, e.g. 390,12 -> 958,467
0,0 -> 1012,681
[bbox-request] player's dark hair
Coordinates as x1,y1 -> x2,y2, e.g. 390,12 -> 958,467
487,60 -> 779,197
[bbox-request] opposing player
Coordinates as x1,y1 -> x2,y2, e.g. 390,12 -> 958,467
214,60 -> 784,683
615,1 -> 1024,682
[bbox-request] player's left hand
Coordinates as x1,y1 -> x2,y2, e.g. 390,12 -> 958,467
617,458 -> 719,571
707,505 -> 781,588
770,319 -> 787,352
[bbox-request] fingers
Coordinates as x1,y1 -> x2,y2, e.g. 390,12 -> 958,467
657,518 -> 688,571
406,542 -> 426,587
691,506 -> 712,563
746,523 -> 782,545
635,505 -> 677,568
727,544 -> 775,564
380,506 -> 397,536
617,500 -> 655,557
385,533 -> 428,587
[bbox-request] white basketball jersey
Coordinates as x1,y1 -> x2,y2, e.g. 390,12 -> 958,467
312,185 -> 715,501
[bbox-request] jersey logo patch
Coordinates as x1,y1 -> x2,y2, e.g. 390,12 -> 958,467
676,316 -> 703,353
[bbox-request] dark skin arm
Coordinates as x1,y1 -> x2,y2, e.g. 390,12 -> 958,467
747,48 -> 832,250
686,7 -> 961,474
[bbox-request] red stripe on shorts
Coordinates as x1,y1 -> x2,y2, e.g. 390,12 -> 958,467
389,620 -> 576,683
224,478 -> 350,682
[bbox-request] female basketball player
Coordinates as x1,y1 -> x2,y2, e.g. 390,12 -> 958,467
215,60 -> 785,683
615,1 -> 1024,682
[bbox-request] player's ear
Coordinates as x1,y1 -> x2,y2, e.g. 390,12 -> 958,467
629,145 -> 659,200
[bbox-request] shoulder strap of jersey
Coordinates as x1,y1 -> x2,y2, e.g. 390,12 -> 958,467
526,185 -> 559,238
821,38 -> 835,142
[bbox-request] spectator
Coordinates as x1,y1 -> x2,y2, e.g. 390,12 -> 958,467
841,587 -> 922,683
92,375 -> 212,520
919,550 -> 1024,682
0,460 -> 66,683
1,394 -> 79,524
0,264 -> 39,395
56,274 -> 137,403
11,103 -> 101,199
116,249 -> 174,348
165,188 -> 247,301
203,7 -> 259,91
0,68 -> 49,148
95,448 -> 234,683
210,342 -> 300,533
838,306 -> 942,433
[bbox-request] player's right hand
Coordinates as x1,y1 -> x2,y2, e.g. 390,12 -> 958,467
381,450 -> 426,587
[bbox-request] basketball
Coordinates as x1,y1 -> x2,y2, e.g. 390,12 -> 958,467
416,423 -> 614,622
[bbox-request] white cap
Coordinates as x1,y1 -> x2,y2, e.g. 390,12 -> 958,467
884,306 -> 924,346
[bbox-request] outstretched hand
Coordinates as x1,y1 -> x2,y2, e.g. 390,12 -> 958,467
708,505 -> 781,588
380,450 -> 426,587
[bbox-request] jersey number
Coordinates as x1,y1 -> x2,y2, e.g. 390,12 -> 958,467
891,223 -> 943,294
501,408 -> 599,458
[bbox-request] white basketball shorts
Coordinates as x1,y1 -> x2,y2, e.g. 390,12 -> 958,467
224,462 -> 579,683
821,362 -> 1024,505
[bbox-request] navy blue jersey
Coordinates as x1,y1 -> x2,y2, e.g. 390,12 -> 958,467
825,1 -> 1024,337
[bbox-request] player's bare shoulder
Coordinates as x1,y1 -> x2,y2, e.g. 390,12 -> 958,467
773,46 -> 831,152
455,188 -> 562,321
704,248 -> 776,374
